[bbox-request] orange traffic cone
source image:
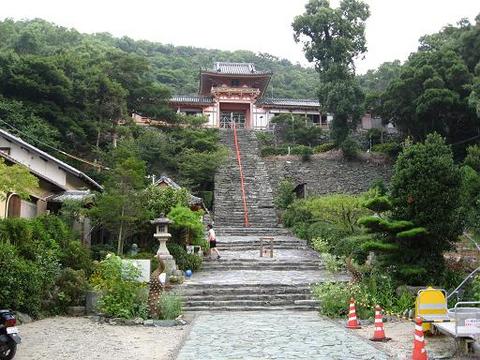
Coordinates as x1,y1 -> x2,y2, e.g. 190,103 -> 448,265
370,305 -> 391,342
346,298 -> 361,329
412,316 -> 428,360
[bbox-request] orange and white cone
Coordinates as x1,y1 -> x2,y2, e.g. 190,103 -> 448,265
346,298 -> 361,329
370,305 -> 391,342
412,316 -> 428,360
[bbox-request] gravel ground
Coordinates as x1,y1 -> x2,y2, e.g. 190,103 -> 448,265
15,316 -> 191,360
353,319 -> 463,359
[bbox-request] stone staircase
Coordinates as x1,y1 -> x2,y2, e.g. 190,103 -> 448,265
214,129 -> 278,228
181,284 -> 319,311
178,234 -> 350,312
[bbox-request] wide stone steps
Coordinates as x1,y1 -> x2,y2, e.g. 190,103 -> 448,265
183,293 -> 313,301
183,305 -> 319,312
179,284 -> 312,295
215,227 -> 290,236
184,299 -> 318,308
202,264 -> 323,271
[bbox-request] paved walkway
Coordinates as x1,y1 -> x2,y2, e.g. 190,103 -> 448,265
177,312 -> 388,360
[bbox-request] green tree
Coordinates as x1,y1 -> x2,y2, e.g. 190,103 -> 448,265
360,133 -> 463,283
0,158 -> 38,199
143,185 -> 190,218
292,0 -> 370,144
90,155 -> 147,255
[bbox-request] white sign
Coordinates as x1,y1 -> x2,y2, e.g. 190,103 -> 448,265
122,259 -> 151,282
465,318 -> 480,328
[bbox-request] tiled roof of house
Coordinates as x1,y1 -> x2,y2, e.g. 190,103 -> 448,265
257,98 -> 320,107
0,128 -> 102,191
212,62 -> 271,75
170,95 -> 214,104
46,190 -> 94,203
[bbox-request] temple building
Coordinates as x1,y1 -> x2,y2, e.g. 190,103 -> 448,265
165,62 -> 329,130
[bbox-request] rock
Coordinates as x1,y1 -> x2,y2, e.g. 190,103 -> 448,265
133,317 -> 144,325
123,319 -> 136,326
153,320 -> 176,327
85,290 -> 101,315
143,319 -> 154,326
16,311 -> 32,324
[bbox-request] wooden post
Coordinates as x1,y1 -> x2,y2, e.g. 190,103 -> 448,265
260,237 -> 264,257
260,236 -> 274,258
270,237 -> 274,258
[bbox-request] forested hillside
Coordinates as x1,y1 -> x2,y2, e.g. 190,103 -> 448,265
0,18 -> 317,160
0,18 -> 318,98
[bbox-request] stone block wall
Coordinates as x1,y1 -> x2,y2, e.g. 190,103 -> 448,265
264,155 -> 392,198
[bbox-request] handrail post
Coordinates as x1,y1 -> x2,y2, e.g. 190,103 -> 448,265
232,121 -> 249,227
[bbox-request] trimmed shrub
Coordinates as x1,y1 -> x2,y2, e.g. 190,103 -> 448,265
340,137 -> 359,160
167,243 -> 202,271
371,142 -> 401,158
314,142 -> 336,153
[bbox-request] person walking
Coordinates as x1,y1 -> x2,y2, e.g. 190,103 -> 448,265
207,224 -> 221,259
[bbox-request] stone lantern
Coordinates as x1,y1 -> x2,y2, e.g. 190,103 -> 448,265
151,214 -> 176,275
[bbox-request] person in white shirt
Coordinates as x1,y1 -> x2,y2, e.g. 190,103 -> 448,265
207,224 -> 221,259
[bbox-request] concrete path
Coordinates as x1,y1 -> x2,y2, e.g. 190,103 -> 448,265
177,311 -> 388,360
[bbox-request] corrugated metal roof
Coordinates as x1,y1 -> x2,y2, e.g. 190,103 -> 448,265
170,95 -> 214,104
213,62 -> 271,75
258,98 -> 320,107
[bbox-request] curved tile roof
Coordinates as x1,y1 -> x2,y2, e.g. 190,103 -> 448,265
213,62 -> 271,75
257,98 -> 320,107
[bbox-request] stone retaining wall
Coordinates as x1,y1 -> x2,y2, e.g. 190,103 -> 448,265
264,155 -> 392,197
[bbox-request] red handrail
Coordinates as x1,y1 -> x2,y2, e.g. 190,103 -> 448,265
232,122 -> 249,227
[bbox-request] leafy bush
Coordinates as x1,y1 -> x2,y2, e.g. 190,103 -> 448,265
143,185 -> 190,218
371,142 -> 401,158
0,242 -> 44,316
307,221 -> 350,245
53,267 -> 89,312
255,131 -> 275,147
313,272 -> 402,319
321,253 -> 344,273
168,205 -> 204,247
366,128 -> 382,144
340,137 -> 359,160
290,145 -> 313,161
167,243 -> 203,271
274,180 -> 295,210
311,237 -> 330,253
157,292 -> 183,320
314,142 -> 336,153
90,254 -> 148,319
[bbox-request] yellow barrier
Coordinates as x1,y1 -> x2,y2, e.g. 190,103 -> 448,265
415,287 -> 448,332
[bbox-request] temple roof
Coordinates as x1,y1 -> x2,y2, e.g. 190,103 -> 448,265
257,98 -> 320,108
213,62 -> 271,75
199,62 -> 272,96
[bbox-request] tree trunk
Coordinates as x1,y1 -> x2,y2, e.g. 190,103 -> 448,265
117,206 -> 125,255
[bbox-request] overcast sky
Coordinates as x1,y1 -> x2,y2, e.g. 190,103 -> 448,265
2,0 -> 479,73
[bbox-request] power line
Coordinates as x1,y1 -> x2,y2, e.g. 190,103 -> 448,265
0,118 -> 109,170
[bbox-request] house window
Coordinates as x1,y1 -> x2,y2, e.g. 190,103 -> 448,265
321,115 -> 328,125
231,79 -> 240,87
307,114 -> 320,124
185,111 -> 201,116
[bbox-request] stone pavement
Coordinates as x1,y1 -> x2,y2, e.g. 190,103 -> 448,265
176,311 -> 388,360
